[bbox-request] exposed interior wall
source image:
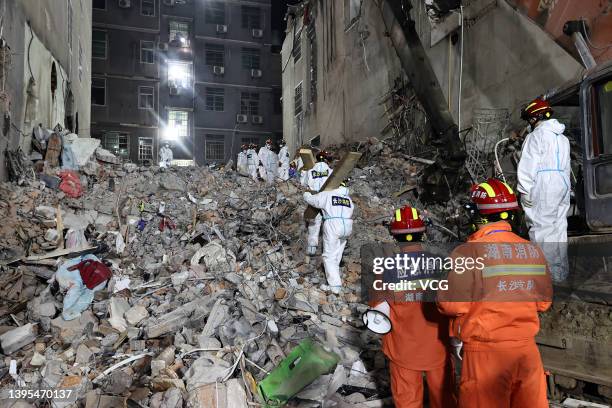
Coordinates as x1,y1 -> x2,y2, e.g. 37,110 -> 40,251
411,0 -> 584,130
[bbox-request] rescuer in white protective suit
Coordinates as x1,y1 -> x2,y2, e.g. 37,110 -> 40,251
303,181 -> 354,294
258,139 -> 278,184
517,97 -> 570,282
302,151 -> 333,256
246,143 -> 258,180
159,143 -> 173,168
278,140 -> 290,181
237,144 -> 248,176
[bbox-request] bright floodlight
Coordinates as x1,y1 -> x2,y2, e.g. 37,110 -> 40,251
164,126 -> 179,140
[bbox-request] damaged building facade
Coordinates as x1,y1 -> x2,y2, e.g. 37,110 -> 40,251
91,0 -> 282,166
281,0 -> 590,155
0,0 -> 92,181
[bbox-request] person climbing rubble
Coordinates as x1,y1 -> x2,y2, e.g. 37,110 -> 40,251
159,143 -> 173,168
368,206 -> 455,408
517,97 -> 570,282
302,150 -> 333,256
278,140 -> 290,181
438,178 -> 552,408
258,139 -> 278,184
303,179 -> 353,294
247,143 -> 259,180
237,144 -> 248,176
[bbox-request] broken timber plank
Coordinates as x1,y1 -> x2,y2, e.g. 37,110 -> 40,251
304,152 -> 362,220
393,184 -> 417,197
299,149 -> 316,171
23,246 -> 96,261
402,154 -> 435,165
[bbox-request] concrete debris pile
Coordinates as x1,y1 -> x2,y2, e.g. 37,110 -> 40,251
0,140 -> 432,407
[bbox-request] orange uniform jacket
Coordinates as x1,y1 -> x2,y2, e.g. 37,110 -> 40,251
438,221 -> 552,350
377,244 -> 450,370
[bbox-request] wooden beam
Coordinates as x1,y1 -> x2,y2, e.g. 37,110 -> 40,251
304,152 -> 362,220
299,149 -> 316,171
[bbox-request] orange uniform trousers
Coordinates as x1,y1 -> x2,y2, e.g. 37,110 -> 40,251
458,341 -> 548,408
390,359 -> 456,408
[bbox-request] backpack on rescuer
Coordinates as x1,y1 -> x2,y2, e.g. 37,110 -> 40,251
68,260 -> 113,290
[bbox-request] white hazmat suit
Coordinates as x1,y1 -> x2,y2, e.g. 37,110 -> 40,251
246,148 -> 258,180
258,144 -> 278,184
278,145 -> 290,181
517,118 -> 570,281
159,145 -> 173,168
302,162 -> 333,255
237,150 -> 248,176
303,186 -> 354,290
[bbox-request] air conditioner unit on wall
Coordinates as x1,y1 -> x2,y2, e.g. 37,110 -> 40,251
236,114 -> 248,124
252,115 -> 263,124
213,66 -> 225,75
118,0 -> 132,8
251,69 -> 262,78
216,25 -> 228,34
252,29 -> 263,38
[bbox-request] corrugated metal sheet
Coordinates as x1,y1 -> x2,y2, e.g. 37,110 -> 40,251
506,0 -> 612,64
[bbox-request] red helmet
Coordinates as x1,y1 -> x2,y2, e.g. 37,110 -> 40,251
390,206 -> 426,235
521,97 -> 553,121
470,178 -> 519,215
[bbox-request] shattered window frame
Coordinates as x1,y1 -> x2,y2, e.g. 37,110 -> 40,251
205,87 -> 225,112
241,6 -> 262,29
141,0 -> 156,17
294,82 -> 303,117
91,77 -> 106,106
104,132 -> 129,159
168,110 -> 189,138
293,28 -> 302,62
240,92 -> 260,116
241,47 -> 261,70
138,137 -> 154,162
92,29 -> 107,60
205,2 -> 226,25
138,86 -> 154,110
205,134 -> 225,161
205,43 -> 225,67
140,40 -> 155,64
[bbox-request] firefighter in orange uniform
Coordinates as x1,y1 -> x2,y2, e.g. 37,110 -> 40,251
438,178 -> 553,408
373,207 -> 455,408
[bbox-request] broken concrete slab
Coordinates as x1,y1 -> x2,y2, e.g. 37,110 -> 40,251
108,297 -> 131,332
51,310 -> 98,344
0,323 -> 37,354
125,304 -> 149,326
200,299 -> 228,338
184,355 -> 231,391
186,378 -> 247,408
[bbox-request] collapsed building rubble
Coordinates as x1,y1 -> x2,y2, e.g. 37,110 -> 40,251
0,138 -> 435,407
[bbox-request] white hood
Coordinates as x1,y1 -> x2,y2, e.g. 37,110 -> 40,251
537,118 -> 565,135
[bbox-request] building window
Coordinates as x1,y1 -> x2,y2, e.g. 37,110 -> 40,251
205,88 -> 224,111
241,48 -> 260,70
138,86 -> 154,109
168,110 -> 189,138
78,42 -> 83,82
140,41 -> 155,64
92,30 -> 107,59
103,132 -> 129,158
241,136 -> 259,146
293,29 -> 302,62
205,2 -> 225,25
167,61 -> 191,88
241,92 -> 259,116
138,137 -> 154,162
93,0 -> 105,10
141,0 -> 155,16
92,78 -> 106,106
206,135 -> 225,161
169,20 -> 189,44
273,88 -> 282,114
205,43 -> 224,67
294,82 -> 303,116
241,6 -> 261,29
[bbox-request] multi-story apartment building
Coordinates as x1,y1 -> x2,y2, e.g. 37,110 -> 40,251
91,0 -> 282,165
